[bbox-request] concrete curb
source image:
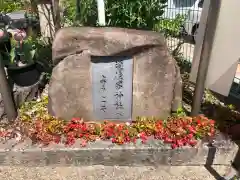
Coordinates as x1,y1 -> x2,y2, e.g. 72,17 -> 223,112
0,134 -> 238,167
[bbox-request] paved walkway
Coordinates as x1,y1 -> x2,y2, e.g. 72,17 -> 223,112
0,165 -> 233,180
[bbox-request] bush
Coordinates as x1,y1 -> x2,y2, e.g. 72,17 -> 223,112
0,0 -> 24,13
62,0 -> 97,26
155,14 -> 186,37
62,0 -> 168,30
104,0 -> 167,30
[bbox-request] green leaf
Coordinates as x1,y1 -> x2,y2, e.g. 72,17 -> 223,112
10,48 -> 16,64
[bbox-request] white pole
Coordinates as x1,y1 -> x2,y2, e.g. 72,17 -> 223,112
96,0 -> 106,26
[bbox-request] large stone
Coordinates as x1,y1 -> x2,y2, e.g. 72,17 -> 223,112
48,27 -> 182,121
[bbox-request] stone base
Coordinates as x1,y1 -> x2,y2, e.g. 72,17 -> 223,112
0,133 -> 238,166
0,73 -> 46,121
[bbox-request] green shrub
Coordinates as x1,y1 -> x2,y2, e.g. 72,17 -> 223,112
62,0 -> 97,26
0,0 -> 24,13
62,0 -> 168,30
155,14 -> 186,37
104,0 -> 167,30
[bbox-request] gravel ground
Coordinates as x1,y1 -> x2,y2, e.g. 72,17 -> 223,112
0,165 -> 233,180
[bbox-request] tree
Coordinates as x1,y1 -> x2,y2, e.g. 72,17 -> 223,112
52,0 -> 61,31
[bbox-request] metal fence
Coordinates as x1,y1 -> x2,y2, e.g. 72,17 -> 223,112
162,0 -> 203,62
161,0 -> 240,98
231,65 -> 240,98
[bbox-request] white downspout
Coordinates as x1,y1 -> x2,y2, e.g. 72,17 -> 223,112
96,0 -> 106,26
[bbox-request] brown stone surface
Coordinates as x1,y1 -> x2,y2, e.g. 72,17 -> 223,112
48,27 -> 182,121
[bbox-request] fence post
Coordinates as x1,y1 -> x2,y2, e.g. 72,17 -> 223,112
96,0 -> 106,26
191,0 -> 220,116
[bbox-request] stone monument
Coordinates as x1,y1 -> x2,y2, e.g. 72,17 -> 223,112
48,27 -> 182,121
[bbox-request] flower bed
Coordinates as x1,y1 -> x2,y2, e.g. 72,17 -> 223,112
0,95 -> 216,149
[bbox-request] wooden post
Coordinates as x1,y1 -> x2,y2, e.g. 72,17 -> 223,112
0,55 -> 17,121
191,0 -> 219,116
52,0 -> 61,32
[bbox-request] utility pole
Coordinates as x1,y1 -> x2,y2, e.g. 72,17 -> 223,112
96,0 -> 106,26
0,55 -> 17,121
191,0 -> 220,116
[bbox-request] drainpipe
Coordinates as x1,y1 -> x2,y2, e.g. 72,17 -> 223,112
96,0 -> 106,26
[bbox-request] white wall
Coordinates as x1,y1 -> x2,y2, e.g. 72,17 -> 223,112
190,0 -> 240,96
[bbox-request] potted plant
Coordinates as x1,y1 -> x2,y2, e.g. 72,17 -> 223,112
2,32 -> 42,87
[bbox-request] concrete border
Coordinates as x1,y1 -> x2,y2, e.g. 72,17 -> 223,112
0,133 -> 237,167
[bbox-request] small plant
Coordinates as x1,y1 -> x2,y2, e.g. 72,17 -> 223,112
172,107 -> 186,117
32,115 -> 215,148
227,104 -> 236,110
155,14 -> 186,37
104,0 -> 167,30
16,95 -> 216,149
19,95 -> 49,121
162,115 -> 215,148
0,0 -> 24,13
2,35 -> 37,67
61,0 -> 97,26
11,39 -> 35,66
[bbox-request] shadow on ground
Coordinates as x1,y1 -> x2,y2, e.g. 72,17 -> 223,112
182,77 -> 240,180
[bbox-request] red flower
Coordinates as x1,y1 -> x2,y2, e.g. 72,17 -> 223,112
125,136 -> 131,143
80,139 -> 87,147
164,137 -> 173,143
196,119 -> 202,125
71,118 -> 82,123
208,127 -> 215,136
209,120 -> 215,125
139,132 -> 147,140
171,143 -> 177,149
187,133 -> 193,139
138,132 -> 148,144
66,137 -> 75,146
124,130 -> 129,135
187,126 -> 196,134
188,140 -> 197,147
54,136 -> 61,144
130,137 -> 136,144
156,121 -> 163,129
176,139 -> 184,146
20,113 -> 216,148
